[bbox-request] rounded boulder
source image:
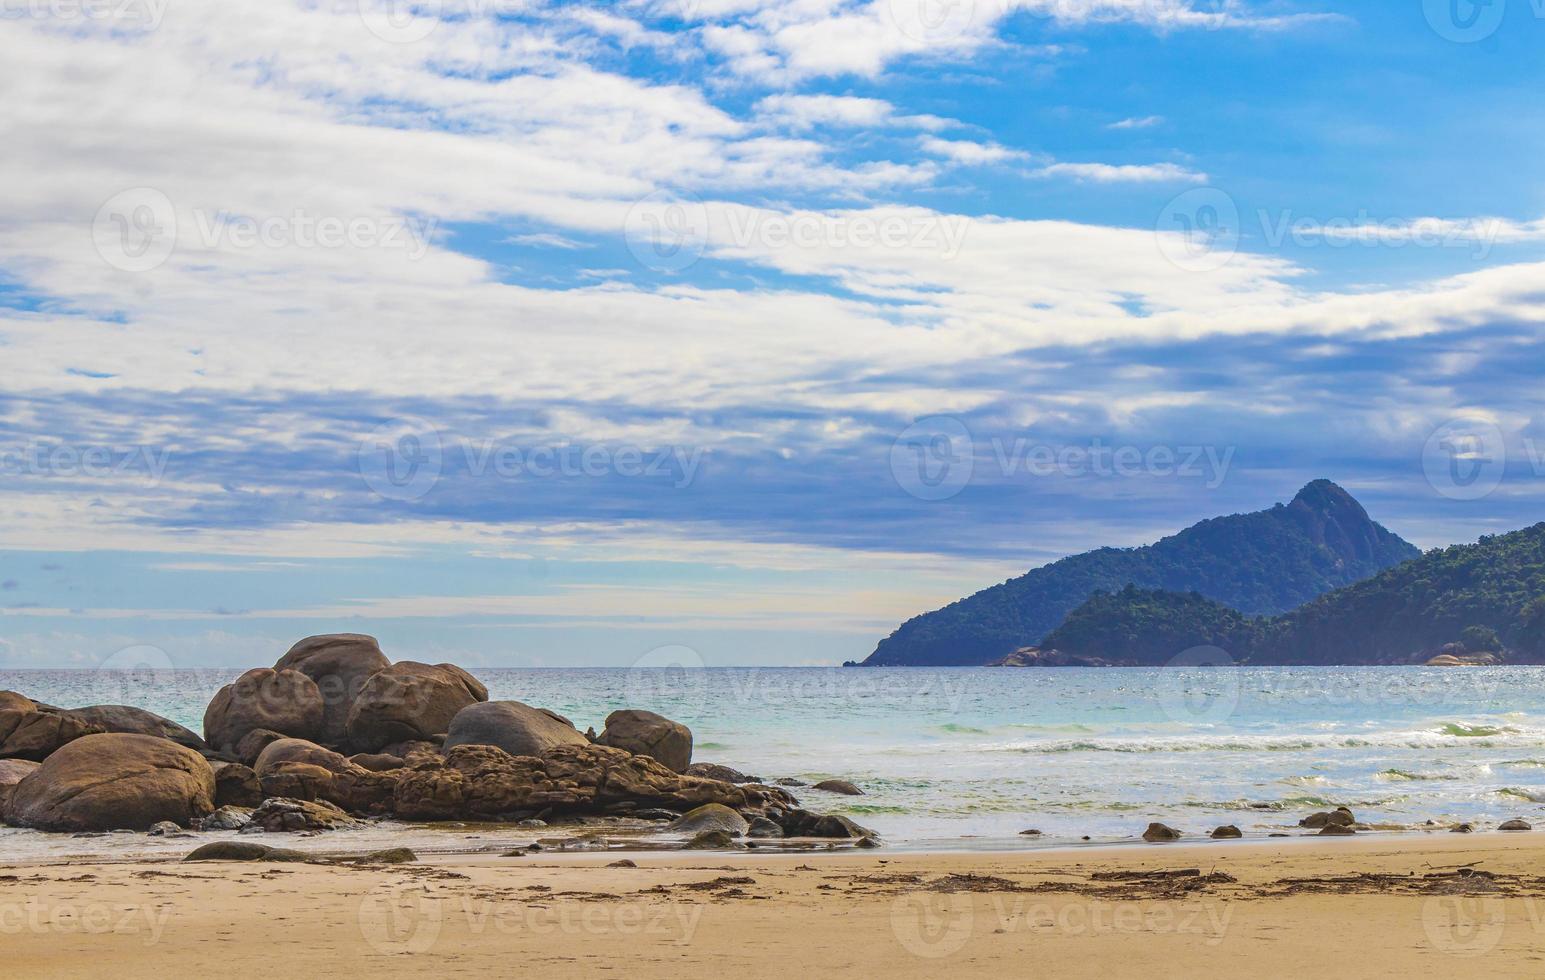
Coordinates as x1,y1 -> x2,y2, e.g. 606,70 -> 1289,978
345,661 -> 487,753
203,668 -> 325,756
274,634 -> 391,747
596,709 -> 693,773
443,700 -> 588,758
9,733 -> 215,832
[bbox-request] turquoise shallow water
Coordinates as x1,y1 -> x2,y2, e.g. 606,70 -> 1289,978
4,666 -> 1545,857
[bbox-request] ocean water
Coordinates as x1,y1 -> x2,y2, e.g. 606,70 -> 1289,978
4,666 -> 1545,859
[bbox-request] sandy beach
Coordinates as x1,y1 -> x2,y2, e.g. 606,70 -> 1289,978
5,833 -> 1543,978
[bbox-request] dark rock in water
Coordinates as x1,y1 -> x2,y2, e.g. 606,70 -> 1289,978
255,738 -> 354,776
346,662 -> 487,753
1019,829 -> 1043,836
1300,807 -> 1355,829
1142,823 -> 1182,842
184,841 -> 311,863
775,778 -> 807,787
212,763 -> 263,808
250,796 -> 362,832
350,753 -> 406,772
204,669 -> 325,757
1318,824 -> 1356,836
1499,819 -> 1532,832
668,803 -> 748,837
234,729 -> 289,768
63,705 -> 208,753
747,816 -> 784,839
148,820 -> 183,836
597,710 -> 693,774
0,701 -> 103,761
685,763 -> 761,784
779,809 -> 874,839
812,779 -> 863,796
196,806 -> 254,831
1450,822 -> 1474,834
356,847 -> 416,864
273,634 -> 391,748
8,733 -> 215,832
684,829 -> 741,849
856,836 -> 881,849
443,701 -> 587,759
1211,825 -> 1243,839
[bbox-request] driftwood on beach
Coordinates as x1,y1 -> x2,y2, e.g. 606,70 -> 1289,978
0,633 -> 873,844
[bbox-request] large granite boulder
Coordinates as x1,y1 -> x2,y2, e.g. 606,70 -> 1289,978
0,758 -> 41,822
8,733 -> 215,831
62,705 -> 207,753
0,699 -> 103,761
345,661 -> 487,753
203,668 -> 325,755
273,634 -> 391,747
596,709 -> 692,773
443,700 -> 588,758
254,738 -> 354,776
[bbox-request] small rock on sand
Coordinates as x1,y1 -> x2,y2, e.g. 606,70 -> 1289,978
1211,825 -> 1242,839
1499,819 -> 1531,832
1142,823 -> 1181,842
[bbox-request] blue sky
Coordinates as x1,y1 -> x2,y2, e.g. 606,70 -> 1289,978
2,0 -> 1544,668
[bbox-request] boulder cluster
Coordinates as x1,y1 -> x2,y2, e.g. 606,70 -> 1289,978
0,634 -> 870,845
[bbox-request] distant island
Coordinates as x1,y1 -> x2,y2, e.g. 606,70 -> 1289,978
1012,521 -> 1545,666
852,480 -> 1419,667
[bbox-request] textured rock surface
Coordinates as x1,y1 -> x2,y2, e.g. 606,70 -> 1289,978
0,703 -> 103,761
203,669 -> 325,756
443,701 -> 588,758
61,705 -> 208,753
596,709 -> 693,773
212,762 -> 263,808
667,803 -> 749,836
345,662 -> 487,753
249,796 -> 363,832
273,634 -> 391,747
254,738 -> 354,776
8,733 -> 215,832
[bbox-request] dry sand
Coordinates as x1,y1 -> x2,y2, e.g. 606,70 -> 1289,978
5,833 -> 1545,978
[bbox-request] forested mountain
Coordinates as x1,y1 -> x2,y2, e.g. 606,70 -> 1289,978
858,480 -> 1419,666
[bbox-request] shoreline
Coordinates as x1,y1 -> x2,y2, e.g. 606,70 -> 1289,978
6,833 -> 1542,977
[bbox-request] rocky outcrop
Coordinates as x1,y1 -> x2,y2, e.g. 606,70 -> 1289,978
776,809 -> 874,839
60,705 -> 207,754
1300,807 -> 1355,829
812,779 -> 863,796
203,669 -> 325,756
8,733 -> 215,832
273,634 -> 391,747
0,698 -> 103,761
195,805 -> 254,831
596,709 -> 692,773
684,763 -> 760,783
345,662 -> 487,753
393,742 -> 792,823
234,728 -> 289,767
443,701 -> 588,758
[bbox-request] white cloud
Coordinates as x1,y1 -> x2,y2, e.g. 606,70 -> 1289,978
1108,115 -> 1165,130
920,137 -> 1028,165
1031,161 -> 1207,183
